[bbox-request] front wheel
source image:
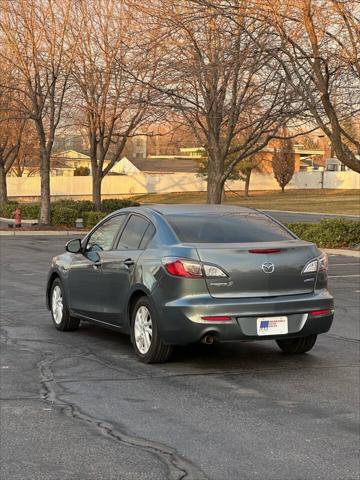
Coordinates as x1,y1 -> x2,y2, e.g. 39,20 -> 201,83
50,278 -> 80,331
276,334 -> 317,354
131,297 -> 172,363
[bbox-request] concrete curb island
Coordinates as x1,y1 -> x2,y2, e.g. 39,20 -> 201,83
0,230 -> 83,236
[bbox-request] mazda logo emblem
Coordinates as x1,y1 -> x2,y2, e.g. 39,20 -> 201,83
262,262 -> 275,274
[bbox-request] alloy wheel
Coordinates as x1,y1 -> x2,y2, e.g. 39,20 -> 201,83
134,305 -> 153,354
52,285 -> 63,325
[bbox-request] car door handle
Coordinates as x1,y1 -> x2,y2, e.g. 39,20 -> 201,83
123,258 -> 135,267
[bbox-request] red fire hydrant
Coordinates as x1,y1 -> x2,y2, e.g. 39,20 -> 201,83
13,207 -> 21,228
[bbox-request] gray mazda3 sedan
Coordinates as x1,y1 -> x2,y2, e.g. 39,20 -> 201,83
46,205 -> 334,363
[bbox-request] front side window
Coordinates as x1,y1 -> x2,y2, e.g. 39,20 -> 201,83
86,215 -> 126,252
165,213 -> 294,243
117,215 -> 150,250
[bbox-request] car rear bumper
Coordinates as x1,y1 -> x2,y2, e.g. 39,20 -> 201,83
157,289 -> 334,345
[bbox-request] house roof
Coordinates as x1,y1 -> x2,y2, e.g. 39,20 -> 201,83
51,149 -> 91,160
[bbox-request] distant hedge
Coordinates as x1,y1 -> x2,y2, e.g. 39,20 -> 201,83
0,202 -> 40,220
101,198 -> 139,213
82,211 -> 107,228
287,219 -> 360,248
0,198 -> 140,226
51,206 -> 78,227
51,200 -> 94,215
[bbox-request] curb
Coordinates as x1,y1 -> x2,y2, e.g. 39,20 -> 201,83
0,230 -> 85,237
323,248 -> 360,258
0,216 -> 37,224
262,210 -> 359,218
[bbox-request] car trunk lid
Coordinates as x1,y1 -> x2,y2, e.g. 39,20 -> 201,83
195,241 -> 319,298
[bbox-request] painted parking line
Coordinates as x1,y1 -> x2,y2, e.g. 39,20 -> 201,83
328,274 -> 360,278
329,263 -> 360,266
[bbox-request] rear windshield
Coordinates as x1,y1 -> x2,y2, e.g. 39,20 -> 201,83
165,213 -> 294,243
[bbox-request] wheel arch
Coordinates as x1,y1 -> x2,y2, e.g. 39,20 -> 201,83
127,287 -> 153,332
46,271 -> 60,310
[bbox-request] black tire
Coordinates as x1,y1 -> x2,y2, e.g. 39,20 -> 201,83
50,278 -> 80,331
276,334 -> 317,354
130,296 -> 172,363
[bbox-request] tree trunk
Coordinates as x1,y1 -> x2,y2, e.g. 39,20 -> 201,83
207,178 -> 224,204
39,149 -> 51,224
0,163 -> 7,203
221,184 -> 226,202
244,170 -> 251,197
92,170 -> 102,210
206,151 -> 224,204
281,185 -> 285,193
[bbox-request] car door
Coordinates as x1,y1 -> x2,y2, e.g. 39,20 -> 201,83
99,214 -> 155,325
68,214 -> 127,320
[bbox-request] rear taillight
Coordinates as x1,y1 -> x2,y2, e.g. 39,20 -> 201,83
302,253 -> 328,274
163,258 -> 228,278
203,264 -> 227,277
318,253 -> 328,272
302,259 -> 318,273
309,309 -> 333,316
165,259 -> 203,278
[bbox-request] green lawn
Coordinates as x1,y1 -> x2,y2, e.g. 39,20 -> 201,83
132,189 -> 360,216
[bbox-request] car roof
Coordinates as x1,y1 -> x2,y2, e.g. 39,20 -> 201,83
143,204 -> 256,215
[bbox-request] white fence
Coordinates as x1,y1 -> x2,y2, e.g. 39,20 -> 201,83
6,170 -> 359,199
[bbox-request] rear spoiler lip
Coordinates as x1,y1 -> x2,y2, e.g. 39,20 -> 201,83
180,239 -> 318,249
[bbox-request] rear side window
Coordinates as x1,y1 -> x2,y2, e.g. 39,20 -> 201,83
117,215 -> 150,249
165,213 -> 294,243
139,224 -> 156,249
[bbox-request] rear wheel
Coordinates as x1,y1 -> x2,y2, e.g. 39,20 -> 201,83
131,297 -> 172,363
276,335 -> 317,354
50,278 -> 80,331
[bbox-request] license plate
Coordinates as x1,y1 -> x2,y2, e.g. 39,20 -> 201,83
257,316 -> 288,336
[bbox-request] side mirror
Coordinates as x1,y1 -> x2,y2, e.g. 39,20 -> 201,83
66,238 -> 82,254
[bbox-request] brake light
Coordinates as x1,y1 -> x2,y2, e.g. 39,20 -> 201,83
249,249 -> 281,254
201,316 -> 232,322
165,259 -> 203,278
309,309 -> 332,316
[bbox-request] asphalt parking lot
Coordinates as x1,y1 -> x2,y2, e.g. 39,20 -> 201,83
0,236 -> 359,480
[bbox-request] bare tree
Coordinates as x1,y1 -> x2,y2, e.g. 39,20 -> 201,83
196,0 -> 360,172
0,122 -> 24,203
142,1 -> 299,203
70,0 -> 159,210
0,65 -> 26,202
272,138 -> 295,192
0,0 -> 76,223
255,0 -> 360,172
238,154 -> 264,198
